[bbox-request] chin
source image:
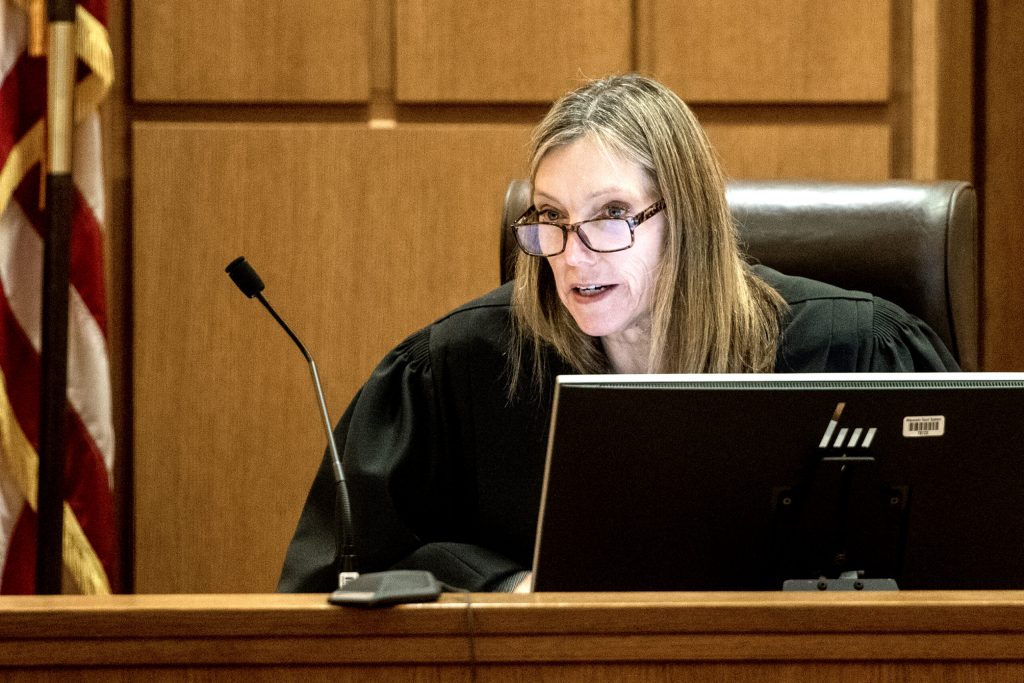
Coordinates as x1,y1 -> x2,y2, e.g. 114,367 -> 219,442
571,314 -> 625,339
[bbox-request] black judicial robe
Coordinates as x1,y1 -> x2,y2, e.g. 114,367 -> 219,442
277,266 -> 959,593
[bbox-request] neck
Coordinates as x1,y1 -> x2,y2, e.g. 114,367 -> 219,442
601,330 -> 652,374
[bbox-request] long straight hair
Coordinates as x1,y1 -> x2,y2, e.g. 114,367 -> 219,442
510,74 -> 785,390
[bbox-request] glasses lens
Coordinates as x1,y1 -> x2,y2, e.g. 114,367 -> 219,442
515,223 -> 565,256
578,219 -> 632,251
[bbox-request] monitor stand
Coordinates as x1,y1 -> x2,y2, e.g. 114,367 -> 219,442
770,450 -> 907,592
783,570 -> 899,591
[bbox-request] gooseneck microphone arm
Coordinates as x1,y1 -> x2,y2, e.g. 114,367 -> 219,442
225,256 -> 358,585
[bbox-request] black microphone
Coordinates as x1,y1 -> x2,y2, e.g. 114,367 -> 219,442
226,256 -> 442,606
225,256 -> 357,586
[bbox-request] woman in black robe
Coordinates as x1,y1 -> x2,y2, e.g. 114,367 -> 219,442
278,75 -> 957,593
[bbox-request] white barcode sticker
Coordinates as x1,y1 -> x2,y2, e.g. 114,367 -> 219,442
903,415 -> 945,437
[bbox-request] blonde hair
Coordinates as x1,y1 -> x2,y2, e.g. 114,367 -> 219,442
511,74 -> 785,388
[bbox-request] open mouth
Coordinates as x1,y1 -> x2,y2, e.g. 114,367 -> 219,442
574,284 -> 613,297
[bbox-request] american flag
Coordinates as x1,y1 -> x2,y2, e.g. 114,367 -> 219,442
0,0 -> 116,593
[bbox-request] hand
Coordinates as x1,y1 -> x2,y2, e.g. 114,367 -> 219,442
513,572 -> 533,593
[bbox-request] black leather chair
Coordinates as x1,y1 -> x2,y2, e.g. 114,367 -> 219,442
501,179 -> 979,370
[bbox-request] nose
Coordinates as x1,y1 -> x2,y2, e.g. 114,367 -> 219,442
560,230 -> 596,266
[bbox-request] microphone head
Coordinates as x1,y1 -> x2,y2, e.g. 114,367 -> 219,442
225,256 -> 265,298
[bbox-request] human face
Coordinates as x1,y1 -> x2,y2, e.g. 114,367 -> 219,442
533,136 -> 665,343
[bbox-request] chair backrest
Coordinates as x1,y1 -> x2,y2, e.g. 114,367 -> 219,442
500,179 -> 979,370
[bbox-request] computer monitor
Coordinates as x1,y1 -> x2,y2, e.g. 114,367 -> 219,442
531,373 -> 1024,591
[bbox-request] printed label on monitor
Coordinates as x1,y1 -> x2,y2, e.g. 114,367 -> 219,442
903,415 -> 945,437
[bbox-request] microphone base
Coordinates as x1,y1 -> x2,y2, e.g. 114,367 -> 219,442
338,571 -> 360,588
328,570 -> 443,607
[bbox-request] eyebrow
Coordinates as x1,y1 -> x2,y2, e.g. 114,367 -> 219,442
532,188 -> 638,205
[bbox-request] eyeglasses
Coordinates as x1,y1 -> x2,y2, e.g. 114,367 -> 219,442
510,199 -> 666,257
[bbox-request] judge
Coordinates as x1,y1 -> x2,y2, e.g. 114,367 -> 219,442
278,74 -> 957,593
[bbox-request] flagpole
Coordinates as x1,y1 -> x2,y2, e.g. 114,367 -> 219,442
36,0 -> 77,595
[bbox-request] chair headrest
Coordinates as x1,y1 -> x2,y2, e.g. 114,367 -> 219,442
501,179 -> 978,370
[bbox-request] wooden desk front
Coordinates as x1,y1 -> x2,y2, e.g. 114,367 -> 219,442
2,592 -> 1024,681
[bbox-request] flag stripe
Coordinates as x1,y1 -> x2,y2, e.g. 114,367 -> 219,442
0,469 -> 23,565
73,113 -> 106,224
0,4 -> 27,75
0,277 -> 116,587
0,50 -> 46,170
1,0 -> 116,593
0,366 -> 114,593
0,198 -> 114,471
12,166 -> 108,334
0,508 -> 34,593
0,268 -> 41,444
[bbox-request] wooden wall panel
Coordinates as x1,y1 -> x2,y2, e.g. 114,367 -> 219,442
132,0 -> 371,102
117,0 -> 988,594
909,0 -> 974,180
983,1 -> 1024,369
395,0 -> 632,102
132,123 -> 530,592
650,0 -> 891,103
704,122 -> 891,180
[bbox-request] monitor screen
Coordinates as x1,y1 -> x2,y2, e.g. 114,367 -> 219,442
531,373 -> 1024,591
